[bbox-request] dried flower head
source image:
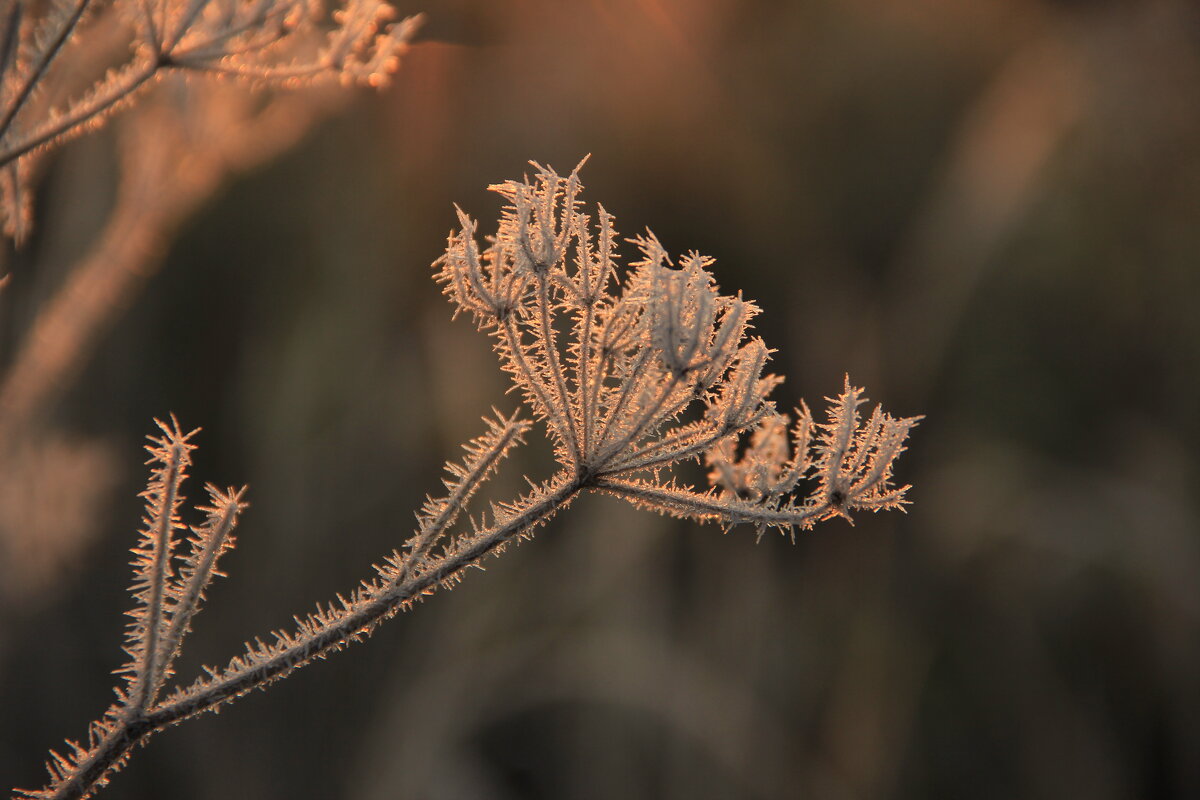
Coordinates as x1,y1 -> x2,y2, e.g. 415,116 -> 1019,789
437,160 -> 920,537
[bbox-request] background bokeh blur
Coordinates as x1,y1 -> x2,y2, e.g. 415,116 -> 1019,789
4,0 -> 1200,797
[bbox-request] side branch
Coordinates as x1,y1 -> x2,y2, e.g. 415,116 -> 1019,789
391,411 -> 530,585
0,57 -> 159,167
501,315 -> 574,453
533,274 -> 582,466
594,476 -> 831,534
0,0 -> 97,138
152,486 -> 247,702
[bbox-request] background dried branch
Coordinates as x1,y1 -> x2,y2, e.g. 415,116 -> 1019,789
4,0 -> 1199,799
0,0 -> 419,611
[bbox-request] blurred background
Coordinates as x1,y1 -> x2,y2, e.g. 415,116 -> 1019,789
3,0 -> 1200,797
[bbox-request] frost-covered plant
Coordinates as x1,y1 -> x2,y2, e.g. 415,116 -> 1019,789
0,0 -> 422,238
14,162 -> 918,800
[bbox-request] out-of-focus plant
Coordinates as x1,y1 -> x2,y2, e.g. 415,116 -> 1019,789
0,0 -> 421,605
0,0 -> 421,238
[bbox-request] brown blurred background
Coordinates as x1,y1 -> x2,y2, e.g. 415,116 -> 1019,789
4,0 -> 1200,797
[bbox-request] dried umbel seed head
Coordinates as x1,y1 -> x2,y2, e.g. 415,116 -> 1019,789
438,160 -> 919,536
